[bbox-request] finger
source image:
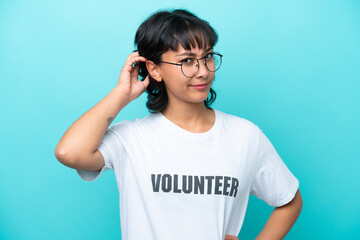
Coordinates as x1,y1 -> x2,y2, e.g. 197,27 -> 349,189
130,64 -> 140,80
122,56 -> 147,73
142,75 -> 150,88
128,56 -> 147,67
125,51 -> 141,62
126,50 -> 138,59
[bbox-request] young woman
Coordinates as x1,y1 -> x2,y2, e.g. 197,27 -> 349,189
55,9 -> 303,240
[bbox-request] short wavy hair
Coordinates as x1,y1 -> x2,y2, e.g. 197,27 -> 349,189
134,9 -> 218,113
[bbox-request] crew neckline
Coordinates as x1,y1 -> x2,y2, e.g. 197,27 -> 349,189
156,108 -> 220,139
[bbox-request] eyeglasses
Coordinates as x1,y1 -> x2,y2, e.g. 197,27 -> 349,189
159,52 -> 223,78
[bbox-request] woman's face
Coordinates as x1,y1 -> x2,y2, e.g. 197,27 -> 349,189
158,44 -> 215,107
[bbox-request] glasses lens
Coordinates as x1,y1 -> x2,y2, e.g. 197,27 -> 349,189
206,53 -> 222,72
181,59 -> 198,78
181,53 -> 222,77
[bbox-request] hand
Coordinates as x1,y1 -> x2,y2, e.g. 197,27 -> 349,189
224,235 -> 239,240
116,51 -> 150,102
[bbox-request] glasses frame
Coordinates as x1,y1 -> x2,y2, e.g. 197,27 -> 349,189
159,52 -> 223,78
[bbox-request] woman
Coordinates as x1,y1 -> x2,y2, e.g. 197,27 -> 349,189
55,9 -> 302,240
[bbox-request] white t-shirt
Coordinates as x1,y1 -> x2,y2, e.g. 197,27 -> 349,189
77,109 -> 299,240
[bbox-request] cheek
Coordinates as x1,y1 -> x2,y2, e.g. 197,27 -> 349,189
209,73 -> 215,82
163,78 -> 189,94
162,70 -> 189,88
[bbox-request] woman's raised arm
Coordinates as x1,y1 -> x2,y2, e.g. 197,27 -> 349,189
54,52 -> 149,171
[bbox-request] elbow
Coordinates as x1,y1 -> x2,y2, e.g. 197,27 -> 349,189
54,146 -> 77,168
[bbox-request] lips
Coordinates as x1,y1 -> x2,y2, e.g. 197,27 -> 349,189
191,83 -> 209,87
190,83 -> 210,90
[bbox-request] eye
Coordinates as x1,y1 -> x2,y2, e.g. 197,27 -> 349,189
181,58 -> 192,63
204,52 -> 214,59
181,58 -> 195,64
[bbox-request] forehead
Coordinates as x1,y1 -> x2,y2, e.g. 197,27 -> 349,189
162,44 -> 213,59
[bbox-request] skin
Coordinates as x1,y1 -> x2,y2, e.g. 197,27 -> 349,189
255,189 -> 303,240
146,45 -> 216,133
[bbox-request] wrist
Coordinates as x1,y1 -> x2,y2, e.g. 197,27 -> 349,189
112,86 -> 133,105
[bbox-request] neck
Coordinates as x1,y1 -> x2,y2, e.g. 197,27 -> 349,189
161,100 -> 215,133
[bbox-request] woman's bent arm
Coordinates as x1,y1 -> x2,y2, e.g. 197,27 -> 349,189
54,87 -> 131,171
54,51 -> 149,172
255,189 -> 303,240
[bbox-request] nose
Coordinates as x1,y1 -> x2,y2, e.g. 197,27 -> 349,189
195,59 -> 209,78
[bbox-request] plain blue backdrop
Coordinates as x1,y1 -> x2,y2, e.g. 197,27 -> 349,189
0,0 -> 359,239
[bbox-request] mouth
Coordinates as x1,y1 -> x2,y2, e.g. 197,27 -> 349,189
190,83 -> 210,90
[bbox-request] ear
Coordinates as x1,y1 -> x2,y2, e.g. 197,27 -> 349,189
146,60 -> 162,82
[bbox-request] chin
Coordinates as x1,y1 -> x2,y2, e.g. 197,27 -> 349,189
189,93 -> 211,104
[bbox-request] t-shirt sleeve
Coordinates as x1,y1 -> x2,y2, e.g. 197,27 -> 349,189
76,122 -> 127,182
250,128 -> 299,207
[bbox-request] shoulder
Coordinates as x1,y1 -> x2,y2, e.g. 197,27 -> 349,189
215,109 -> 260,133
215,109 -> 261,150
108,113 -> 160,133
108,119 -> 133,132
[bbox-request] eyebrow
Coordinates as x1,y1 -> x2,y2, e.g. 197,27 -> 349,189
176,47 -> 213,57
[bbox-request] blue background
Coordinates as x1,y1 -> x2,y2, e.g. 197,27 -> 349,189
0,0 -> 359,239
